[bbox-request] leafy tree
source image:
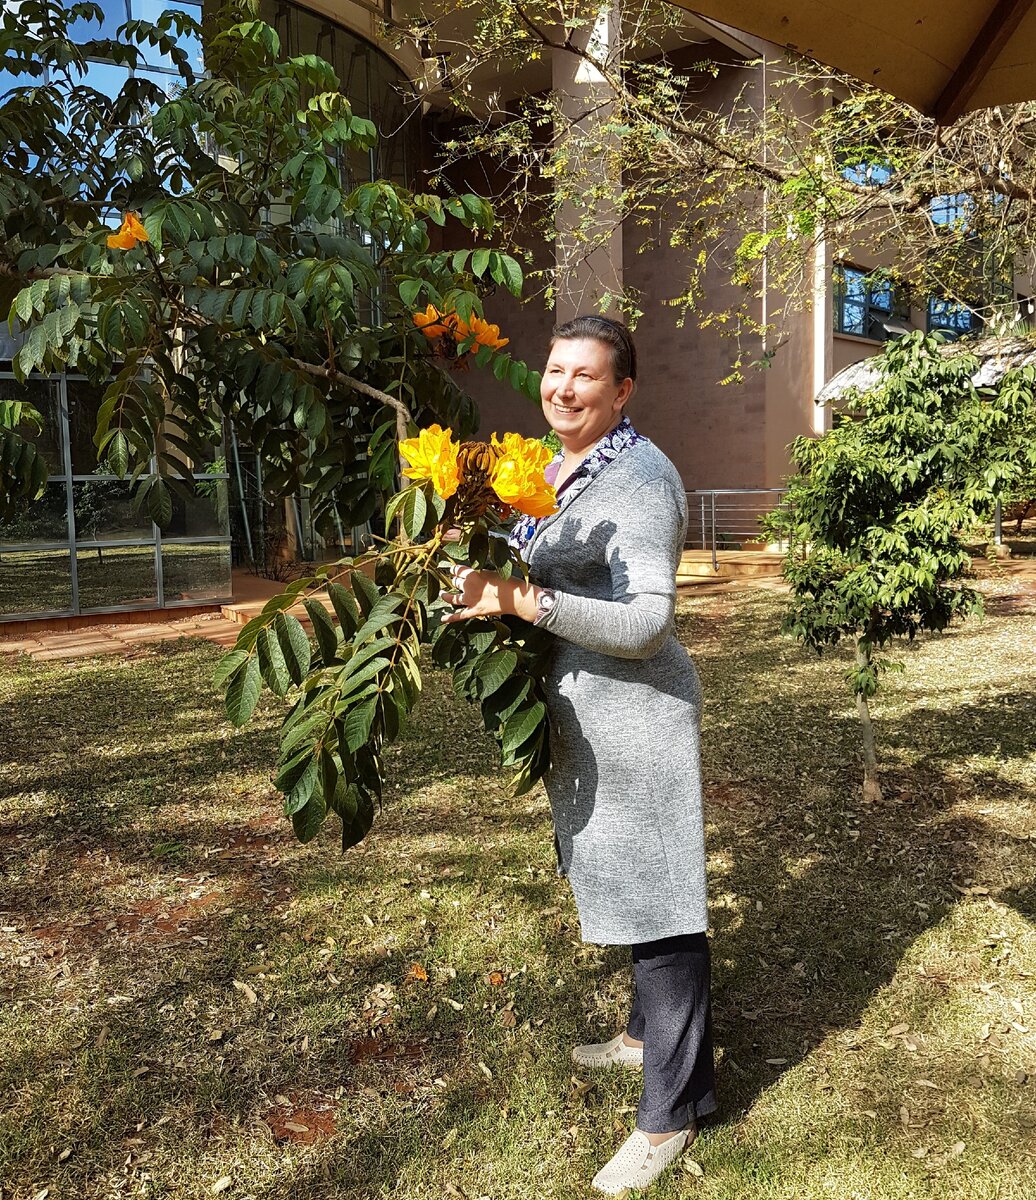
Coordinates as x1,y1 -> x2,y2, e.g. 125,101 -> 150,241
216,429 -> 555,849
0,1 -> 557,849
409,0 -> 1036,360
0,0 -> 539,535
762,332 -> 1036,801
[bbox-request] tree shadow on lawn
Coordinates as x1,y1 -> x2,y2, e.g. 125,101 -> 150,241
6,608 -> 1036,1195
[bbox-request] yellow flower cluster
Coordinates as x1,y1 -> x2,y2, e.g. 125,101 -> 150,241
398,425 -> 557,519
398,424 -> 461,500
412,305 -> 509,353
106,212 -> 149,250
489,432 -> 557,519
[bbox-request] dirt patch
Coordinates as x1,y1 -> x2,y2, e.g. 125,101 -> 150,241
262,1090 -> 338,1144
27,879 -> 251,956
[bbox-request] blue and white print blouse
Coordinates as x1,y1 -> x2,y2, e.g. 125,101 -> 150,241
509,415 -> 649,557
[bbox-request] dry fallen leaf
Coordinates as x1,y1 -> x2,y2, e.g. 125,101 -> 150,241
683,1158 -> 705,1178
442,1127 -> 459,1150
887,1023 -> 910,1037
407,963 -> 429,983
766,1058 -> 788,1065
477,1061 -> 493,1080
211,1178 -> 232,1195
283,1122 -> 310,1134
232,979 -> 258,1004
486,971 -> 505,986
444,998 -> 464,1011
498,1008 -> 517,1029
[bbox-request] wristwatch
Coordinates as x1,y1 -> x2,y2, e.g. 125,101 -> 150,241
535,587 -> 557,623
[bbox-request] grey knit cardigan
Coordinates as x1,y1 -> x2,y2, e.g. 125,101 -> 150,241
528,440 -> 708,945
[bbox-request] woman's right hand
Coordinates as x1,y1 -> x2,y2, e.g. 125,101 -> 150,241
442,526 -> 462,544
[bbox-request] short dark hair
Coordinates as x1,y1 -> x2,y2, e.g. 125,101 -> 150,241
550,314 -> 637,383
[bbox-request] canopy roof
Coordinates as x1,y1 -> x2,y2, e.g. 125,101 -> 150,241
816,336 -> 1036,404
676,1 -> 1036,122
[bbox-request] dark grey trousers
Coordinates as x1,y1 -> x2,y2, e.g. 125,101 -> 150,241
625,931 -> 718,1133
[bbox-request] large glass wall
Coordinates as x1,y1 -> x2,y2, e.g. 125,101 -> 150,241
1,2 -> 418,617
0,373 -> 232,622
261,0 -> 421,189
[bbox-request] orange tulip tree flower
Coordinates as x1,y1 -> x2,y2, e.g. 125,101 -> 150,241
106,211 -> 149,250
398,423 -> 461,500
412,304 -> 458,339
462,314 -> 509,352
490,432 -> 558,518
411,306 -> 509,357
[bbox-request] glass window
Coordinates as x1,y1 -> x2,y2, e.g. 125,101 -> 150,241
72,479 -> 155,542
69,0 -> 129,41
337,37 -> 370,116
841,161 -> 892,187
930,193 -> 974,228
134,66 -> 185,99
834,266 -> 900,341
0,550 -> 73,616
66,378 -> 108,475
165,477 -> 230,538
161,541 -> 232,600
927,297 -> 978,339
0,481 -> 70,545
130,0 -> 203,72
79,59 -> 133,100
76,544 -> 157,609
0,377 -> 63,473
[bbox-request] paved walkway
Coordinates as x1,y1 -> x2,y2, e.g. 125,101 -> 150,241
0,612 -> 244,662
3,555 -> 1032,664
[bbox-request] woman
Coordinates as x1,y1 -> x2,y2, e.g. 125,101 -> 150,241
442,315 -> 715,1194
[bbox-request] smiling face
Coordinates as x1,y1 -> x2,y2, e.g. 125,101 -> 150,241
540,337 -> 634,457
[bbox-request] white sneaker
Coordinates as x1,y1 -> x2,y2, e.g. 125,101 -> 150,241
571,1032 -> 644,1070
591,1124 -> 696,1195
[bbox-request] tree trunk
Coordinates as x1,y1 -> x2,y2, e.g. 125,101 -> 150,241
855,640 -> 883,803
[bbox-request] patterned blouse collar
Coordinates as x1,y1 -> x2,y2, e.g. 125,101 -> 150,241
510,415 -> 648,554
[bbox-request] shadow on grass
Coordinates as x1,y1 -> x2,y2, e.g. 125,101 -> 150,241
3,598 -> 1036,1197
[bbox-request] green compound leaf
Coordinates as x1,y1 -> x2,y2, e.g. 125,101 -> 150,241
304,598 -> 339,663
343,696 -> 377,752
292,788 -> 327,843
257,626 -> 291,697
474,648 -> 518,699
341,789 -> 375,850
327,581 -> 361,636
274,611 -> 312,684
502,700 -> 546,757
225,655 -> 262,726
350,569 -> 380,615
212,648 -> 249,690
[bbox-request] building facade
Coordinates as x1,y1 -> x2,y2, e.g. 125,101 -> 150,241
0,0 -> 421,623
2,0 -> 1030,623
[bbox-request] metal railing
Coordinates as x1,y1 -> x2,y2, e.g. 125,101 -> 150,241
686,489 -> 790,571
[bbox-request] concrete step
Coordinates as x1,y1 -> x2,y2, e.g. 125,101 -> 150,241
678,550 -> 785,580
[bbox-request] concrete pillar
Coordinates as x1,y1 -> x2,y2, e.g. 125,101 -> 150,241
551,2 -> 624,323
811,231 -> 833,435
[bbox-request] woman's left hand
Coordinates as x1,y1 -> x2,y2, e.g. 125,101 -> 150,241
441,565 -> 538,624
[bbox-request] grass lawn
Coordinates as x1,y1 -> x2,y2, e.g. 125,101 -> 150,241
2,584 -> 1035,1200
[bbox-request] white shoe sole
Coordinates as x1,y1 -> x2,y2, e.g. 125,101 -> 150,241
591,1125 -> 695,1195
571,1032 -> 644,1070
